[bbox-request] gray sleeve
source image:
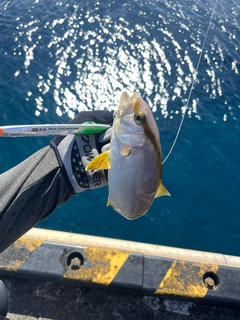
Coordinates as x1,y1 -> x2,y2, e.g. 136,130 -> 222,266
0,146 -> 73,253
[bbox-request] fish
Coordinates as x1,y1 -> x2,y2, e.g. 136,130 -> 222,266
86,92 -> 170,219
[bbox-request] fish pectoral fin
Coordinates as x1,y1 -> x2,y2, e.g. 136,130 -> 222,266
155,183 -> 171,198
120,145 -> 132,156
86,151 -> 111,172
106,198 -> 111,206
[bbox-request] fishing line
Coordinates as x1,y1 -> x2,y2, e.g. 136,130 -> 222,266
162,0 -> 219,164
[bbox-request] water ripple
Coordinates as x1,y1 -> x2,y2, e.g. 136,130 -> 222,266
1,0 -> 240,255
4,0 -> 237,125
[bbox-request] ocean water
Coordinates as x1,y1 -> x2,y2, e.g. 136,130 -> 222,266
0,0 -> 240,256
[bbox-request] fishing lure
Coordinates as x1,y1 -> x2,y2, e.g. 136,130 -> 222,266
0,122 -> 110,137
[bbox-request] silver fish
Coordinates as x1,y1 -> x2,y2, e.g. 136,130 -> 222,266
86,92 -> 170,219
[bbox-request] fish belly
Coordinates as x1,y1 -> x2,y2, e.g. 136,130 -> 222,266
108,140 -> 159,219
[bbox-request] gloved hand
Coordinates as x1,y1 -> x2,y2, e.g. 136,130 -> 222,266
50,110 -> 114,193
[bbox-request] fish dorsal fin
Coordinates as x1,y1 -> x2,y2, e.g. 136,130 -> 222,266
155,183 -> 170,198
86,151 -> 110,172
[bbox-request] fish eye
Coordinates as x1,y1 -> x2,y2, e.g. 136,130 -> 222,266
134,111 -> 146,126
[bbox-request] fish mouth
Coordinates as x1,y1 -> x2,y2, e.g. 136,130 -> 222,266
117,92 -> 140,118
114,91 -> 146,147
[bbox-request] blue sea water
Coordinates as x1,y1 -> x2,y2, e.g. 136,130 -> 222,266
0,0 -> 240,256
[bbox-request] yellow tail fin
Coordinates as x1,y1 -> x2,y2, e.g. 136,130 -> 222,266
86,151 -> 111,172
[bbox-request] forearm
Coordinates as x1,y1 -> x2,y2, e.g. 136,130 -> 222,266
0,110 -> 113,253
0,146 -> 73,253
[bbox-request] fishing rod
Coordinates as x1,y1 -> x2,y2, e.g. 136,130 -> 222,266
0,122 -> 110,137
162,0 -> 219,164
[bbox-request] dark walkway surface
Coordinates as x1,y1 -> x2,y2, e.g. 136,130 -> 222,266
2,276 -> 240,320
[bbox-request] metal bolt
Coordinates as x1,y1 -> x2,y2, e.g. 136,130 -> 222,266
204,276 -> 216,290
69,257 -> 81,270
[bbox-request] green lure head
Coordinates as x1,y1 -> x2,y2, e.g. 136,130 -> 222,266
74,121 -> 111,135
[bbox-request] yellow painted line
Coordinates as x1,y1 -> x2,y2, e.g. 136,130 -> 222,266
14,237 -> 43,253
27,228 -> 240,268
63,246 -> 130,285
0,237 -> 43,271
155,260 -> 219,298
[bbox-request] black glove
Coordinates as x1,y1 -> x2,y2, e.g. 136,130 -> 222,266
50,110 -> 114,194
